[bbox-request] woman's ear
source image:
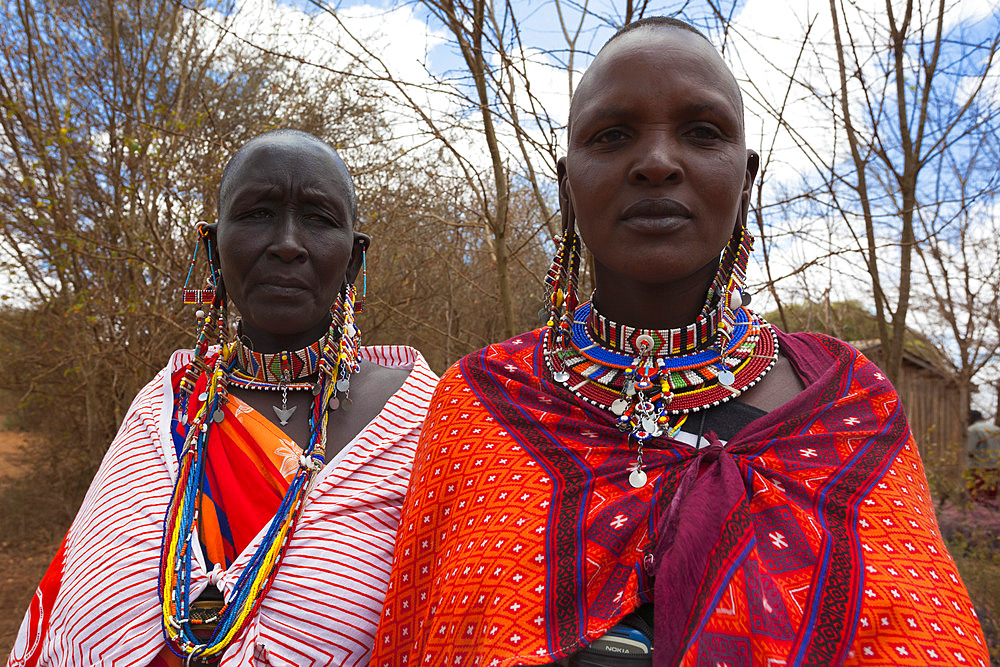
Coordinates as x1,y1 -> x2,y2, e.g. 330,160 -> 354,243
740,150 -> 760,228
744,150 -> 760,192
199,221 -> 226,306
557,157 -> 574,236
201,221 -> 221,274
345,232 -> 371,285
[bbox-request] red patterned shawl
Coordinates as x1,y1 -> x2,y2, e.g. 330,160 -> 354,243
372,329 -> 987,666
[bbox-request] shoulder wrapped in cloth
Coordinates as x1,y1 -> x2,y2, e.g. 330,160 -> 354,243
9,345 -> 437,667
373,329 -> 987,666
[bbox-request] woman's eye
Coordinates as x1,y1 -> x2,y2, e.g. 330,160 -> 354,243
687,125 -> 721,141
240,208 -> 272,220
594,128 -> 628,144
306,212 -> 335,224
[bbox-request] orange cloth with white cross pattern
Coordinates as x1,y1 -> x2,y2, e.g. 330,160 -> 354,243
372,329 -> 987,666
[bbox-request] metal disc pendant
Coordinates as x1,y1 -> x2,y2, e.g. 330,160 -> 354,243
212,409 -> 225,423
328,396 -> 340,410
552,370 -> 570,383
341,396 -> 353,412
717,369 -> 735,387
538,307 -> 549,323
629,469 -> 648,489
336,378 -> 351,392
611,399 -> 629,416
198,392 -> 208,402
641,417 -> 659,434
312,383 -> 322,396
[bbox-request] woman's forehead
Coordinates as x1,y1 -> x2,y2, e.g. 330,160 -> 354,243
569,28 -> 743,131
220,138 -> 353,207
234,138 -> 344,180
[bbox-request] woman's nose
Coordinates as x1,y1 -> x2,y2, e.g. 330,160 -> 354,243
628,134 -> 683,186
268,213 -> 308,262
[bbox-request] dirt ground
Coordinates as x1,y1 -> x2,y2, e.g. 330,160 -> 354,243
0,420 -> 59,658
0,540 -> 59,657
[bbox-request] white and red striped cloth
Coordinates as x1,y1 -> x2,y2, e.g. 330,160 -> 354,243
8,345 -> 437,667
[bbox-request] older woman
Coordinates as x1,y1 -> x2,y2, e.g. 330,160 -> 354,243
9,130 -> 438,666
371,18 -> 987,667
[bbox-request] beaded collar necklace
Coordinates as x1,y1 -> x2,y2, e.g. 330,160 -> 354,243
227,315 -> 362,422
546,300 -> 777,487
588,293 -> 725,356
544,222 -> 773,487
232,337 -> 323,383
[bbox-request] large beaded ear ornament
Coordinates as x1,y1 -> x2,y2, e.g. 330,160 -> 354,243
176,221 -> 229,423
542,222 -> 581,383
325,281 -> 362,412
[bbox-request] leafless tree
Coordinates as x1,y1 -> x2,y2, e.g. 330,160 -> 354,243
0,0 -> 391,526
722,0 -> 1000,385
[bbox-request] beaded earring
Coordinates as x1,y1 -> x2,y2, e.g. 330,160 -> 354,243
177,222 -> 228,421
543,207 -> 581,382
713,222 -> 754,369
181,222 -> 216,309
354,245 -> 367,314
318,282 -> 362,412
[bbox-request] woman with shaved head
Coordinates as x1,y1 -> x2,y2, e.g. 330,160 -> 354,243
371,17 -> 986,667
10,130 -> 438,665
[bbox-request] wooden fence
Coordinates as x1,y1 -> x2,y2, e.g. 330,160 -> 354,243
855,342 -> 965,494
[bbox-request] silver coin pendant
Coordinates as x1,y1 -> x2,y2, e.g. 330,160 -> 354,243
629,469 -> 648,489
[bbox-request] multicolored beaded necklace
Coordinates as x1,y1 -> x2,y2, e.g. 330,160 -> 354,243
159,286 -> 360,662
544,223 -> 777,488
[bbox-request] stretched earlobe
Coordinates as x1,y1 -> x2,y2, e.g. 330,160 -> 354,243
345,232 -> 370,286
744,150 -> 760,194
739,150 -> 761,230
557,157 -> 574,235
200,221 -> 221,273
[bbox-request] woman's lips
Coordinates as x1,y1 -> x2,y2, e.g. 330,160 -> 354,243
255,279 -> 310,297
620,198 -> 691,233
